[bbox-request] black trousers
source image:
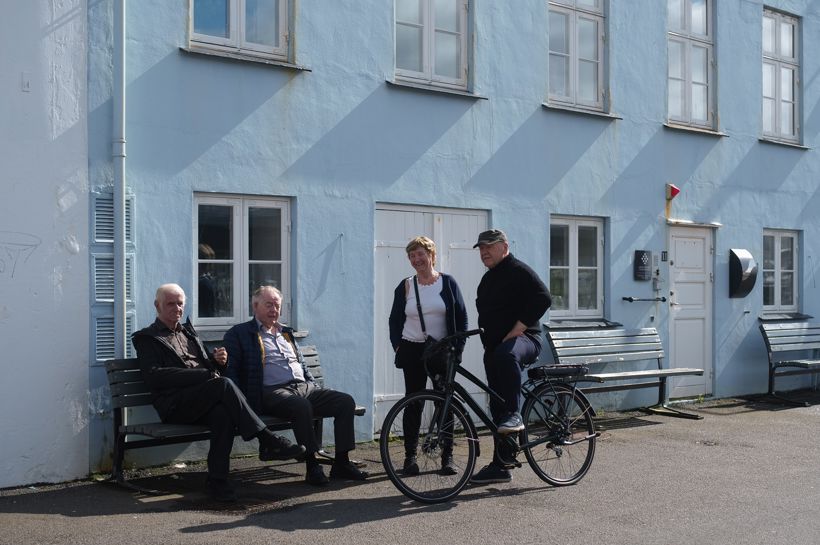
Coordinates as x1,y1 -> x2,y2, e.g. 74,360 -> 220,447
261,381 -> 356,456
163,377 -> 267,482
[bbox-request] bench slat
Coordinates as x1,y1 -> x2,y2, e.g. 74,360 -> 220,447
587,368 -> 704,381
553,349 -> 665,366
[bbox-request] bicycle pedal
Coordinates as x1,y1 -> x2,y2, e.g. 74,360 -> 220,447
499,458 -> 522,470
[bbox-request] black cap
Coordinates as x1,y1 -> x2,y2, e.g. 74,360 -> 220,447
473,229 -> 508,248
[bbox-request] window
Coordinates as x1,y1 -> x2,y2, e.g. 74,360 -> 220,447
667,0 -> 715,128
762,9 -> 800,143
549,216 -> 604,318
190,0 -> 289,61
194,194 -> 290,326
394,0 -> 469,90
763,230 -> 798,312
548,0 -> 606,111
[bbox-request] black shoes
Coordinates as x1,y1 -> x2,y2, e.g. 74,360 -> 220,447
403,455 -> 420,476
330,460 -> 369,481
259,434 -> 306,461
205,478 -> 237,503
470,463 -> 512,484
440,454 -> 458,476
305,464 -> 330,486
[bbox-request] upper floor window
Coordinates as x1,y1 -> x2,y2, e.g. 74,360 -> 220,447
762,9 -> 800,143
190,0 -> 289,62
667,0 -> 715,129
194,194 -> 291,327
763,230 -> 798,313
394,0 -> 469,90
550,216 -> 604,318
548,0 -> 606,112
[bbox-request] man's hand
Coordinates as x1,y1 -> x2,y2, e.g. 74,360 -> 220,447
212,346 -> 228,367
502,321 -> 527,342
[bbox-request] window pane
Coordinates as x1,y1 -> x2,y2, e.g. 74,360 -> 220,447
668,40 -> 683,79
577,0 -> 601,10
577,226 -> 597,267
668,80 -> 683,118
199,205 -> 233,260
549,54 -> 569,96
578,18 -> 597,60
245,0 -> 279,47
549,11 -> 569,54
780,67 -> 794,101
249,263 -> 282,315
434,31 -> 460,78
577,269 -> 597,310
396,0 -> 422,24
550,225 -> 569,266
434,0 -> 459,33
691,0 -> 707,35
781,237 -> 794,270
781,102 -> 794,136
781,272 -> 794,305
762,63 -> 775,98
692,83 -> 707,122
550,269 -> 569,310
249,207 -> 281,261
668,0 -> 683,31
397,24 -> 423,71
692,45 -> 707,84
780,21 -> 794,58
762,15 -> 775,55
194,0 -> 230,38
578,61 -> 597,102
762,99 -> 775,133
763,235 -> 775,269
199,263 -> 232,317
763,271 -> 775,305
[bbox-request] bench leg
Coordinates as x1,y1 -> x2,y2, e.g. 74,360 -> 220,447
311,419 -> 366,468
766,369 -> 810,407
641,378 -> 703,420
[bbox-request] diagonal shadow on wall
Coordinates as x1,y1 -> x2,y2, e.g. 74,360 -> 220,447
466,107 -> 609,199
282,84 -> 474,189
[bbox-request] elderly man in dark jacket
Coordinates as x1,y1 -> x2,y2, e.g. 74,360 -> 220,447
132,283 -> 304,502
223,285 -> 368,486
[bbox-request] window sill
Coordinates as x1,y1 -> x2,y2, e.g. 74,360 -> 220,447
758,137 -> 809,150
663,122 -> 726,137
541,102 -> 621,120
386,79 -> 487,100
181,45 -> 311,72
543,318 -> 622,330
758,312 -> 813,322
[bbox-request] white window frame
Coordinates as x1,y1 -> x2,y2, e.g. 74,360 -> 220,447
761,9 -> 800,144
394,0 -> 469,90
193,194 -> 291,328
667,0 -> 715,129
548,0 -> 606,112
549,216 -> 604,318
762,229 -> 798,313
189,0 -> 290,62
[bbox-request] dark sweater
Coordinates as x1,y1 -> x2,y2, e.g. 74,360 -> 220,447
476,254 -> 551,351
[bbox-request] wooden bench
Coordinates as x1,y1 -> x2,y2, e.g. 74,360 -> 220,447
759,322 -> 820,405
105,345 -> 365,492
545,327 -> 704,419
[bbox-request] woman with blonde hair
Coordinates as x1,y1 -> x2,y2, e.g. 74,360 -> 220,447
388,236 -> 468,476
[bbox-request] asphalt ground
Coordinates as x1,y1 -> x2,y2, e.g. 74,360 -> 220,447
2,393 -> 820,545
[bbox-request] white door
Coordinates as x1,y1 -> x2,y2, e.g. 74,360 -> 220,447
374,204 -> 488,432
668,226 -> 713,398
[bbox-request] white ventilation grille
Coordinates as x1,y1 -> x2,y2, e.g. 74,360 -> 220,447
94,313 -> 135,361
93,253 -> 134,302
93,193 -> 133,243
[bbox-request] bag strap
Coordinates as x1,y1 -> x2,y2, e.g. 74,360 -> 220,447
412,276 -> 428,337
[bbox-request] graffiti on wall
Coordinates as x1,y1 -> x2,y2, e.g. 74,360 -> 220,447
0,231 -> 42,279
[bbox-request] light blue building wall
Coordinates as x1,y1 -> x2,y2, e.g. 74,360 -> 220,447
86,1 -> 820,470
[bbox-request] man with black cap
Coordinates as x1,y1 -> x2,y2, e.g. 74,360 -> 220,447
471,229 -> 551,484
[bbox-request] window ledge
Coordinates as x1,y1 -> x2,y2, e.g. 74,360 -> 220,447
542,102 -> 622,120
758,312 -> 813,322
543,319 -> 623,330
758,137 -> 809,150
386,79 -> 487,100
181,45 -> 311,72
663,122 -> 726,137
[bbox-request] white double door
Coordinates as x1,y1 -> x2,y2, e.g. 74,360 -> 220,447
373,204 -> 489,432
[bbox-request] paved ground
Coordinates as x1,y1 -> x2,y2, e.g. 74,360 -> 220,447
2,394 -> 820,545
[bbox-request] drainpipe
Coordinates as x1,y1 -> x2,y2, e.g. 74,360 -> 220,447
113,0 -> 127,358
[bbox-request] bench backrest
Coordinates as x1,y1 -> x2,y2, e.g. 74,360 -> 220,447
760,322 -> 820,355
547,327 -> 664,366
105,345 -> 324,410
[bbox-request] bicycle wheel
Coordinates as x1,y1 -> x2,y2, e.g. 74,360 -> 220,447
521,382 -> 596,486
380,390 -> 477,503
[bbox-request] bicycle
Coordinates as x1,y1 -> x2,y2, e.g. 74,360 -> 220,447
379,329 -> 598,504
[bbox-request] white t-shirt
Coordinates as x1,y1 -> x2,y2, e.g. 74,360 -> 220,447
401,276 -> 447,342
